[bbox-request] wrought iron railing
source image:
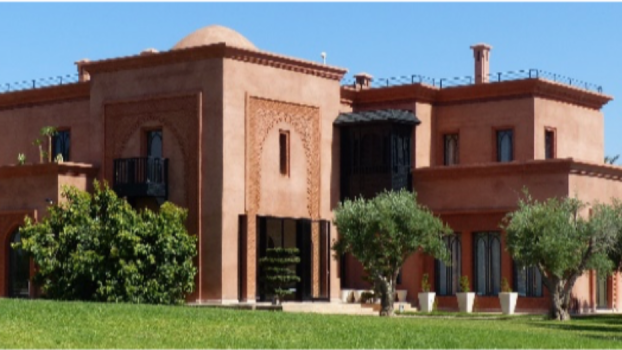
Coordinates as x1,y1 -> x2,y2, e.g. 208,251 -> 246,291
113,157 -> 168,199
0,73 -> 80,94
341,69 -> 603,93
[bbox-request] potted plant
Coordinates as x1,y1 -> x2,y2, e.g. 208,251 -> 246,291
259,247 -> 301,305
456,275 -> 475,313
418,273 -> 435,313
498,277 -> 518,315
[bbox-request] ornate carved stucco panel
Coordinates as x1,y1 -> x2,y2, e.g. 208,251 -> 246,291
246,96 -> 321,219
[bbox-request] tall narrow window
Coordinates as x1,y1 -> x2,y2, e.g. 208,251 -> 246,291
436,234 -> 461,295
52,130 -> 70,161
279,130 -> 290,176
496,129 -> 513,162
443,133 -> 459,166
514,264 -> 543,297
147,130 -> 163,158
474,232 -> 501,296
545,129 -> 555,159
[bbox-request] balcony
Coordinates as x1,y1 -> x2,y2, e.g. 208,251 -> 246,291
113,157 -> 168,200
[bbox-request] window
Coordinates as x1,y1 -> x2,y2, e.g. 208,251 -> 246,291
514,264 -> 543,297
443,133 -> 459,166
436,234 -> 461,295
146,130 -> 163,158
545,129 -> 555,159
473,232 -> 501,296
496,129 -> 513,162
52,130 -> 70,161
279,130 -> 290,176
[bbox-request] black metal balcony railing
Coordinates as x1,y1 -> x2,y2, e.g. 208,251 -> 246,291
0,73 -> 80,94
113,157 -> 169,199
341,69 -> 604,93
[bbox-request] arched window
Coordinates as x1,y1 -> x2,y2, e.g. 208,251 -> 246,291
473,232 -> 501,296
436,234 -> 461,295
8,230 -> 30,298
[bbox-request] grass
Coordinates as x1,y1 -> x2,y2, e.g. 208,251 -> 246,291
0,299 -> 621,348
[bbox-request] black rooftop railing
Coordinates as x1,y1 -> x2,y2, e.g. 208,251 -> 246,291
0,73 -> 80,94
342,69 -> 603,93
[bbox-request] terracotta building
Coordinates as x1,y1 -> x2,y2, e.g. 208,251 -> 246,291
1,25 -> 620,313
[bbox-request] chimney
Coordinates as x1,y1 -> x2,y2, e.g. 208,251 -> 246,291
470,43 -> 492,84
75,59 -> 90,82
354,72 -> 373,90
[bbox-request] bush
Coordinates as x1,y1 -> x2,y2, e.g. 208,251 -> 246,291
259,248 -> 300,304
16,181 -> 197,305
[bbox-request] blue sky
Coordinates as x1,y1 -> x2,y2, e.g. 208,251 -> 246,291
1,3 -> 621,158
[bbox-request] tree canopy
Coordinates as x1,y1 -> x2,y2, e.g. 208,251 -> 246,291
333,189 -> 450,316
503,192 -> 622,320
15,181 -> 197,305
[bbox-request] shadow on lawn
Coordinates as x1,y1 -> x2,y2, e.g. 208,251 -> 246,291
532,314 -> 622,340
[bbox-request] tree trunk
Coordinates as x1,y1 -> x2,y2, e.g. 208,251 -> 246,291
376,276 -> 395,317
549,280 -> 571,321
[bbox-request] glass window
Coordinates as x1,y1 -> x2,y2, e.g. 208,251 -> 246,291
279,130 -> 290,176
515,264 -> 543,297
545,130 -> 555,159
436,234 -> 461,295
52,130 -> 70,161
473,232 -> 501,296
496,129 -> 513,162
147,130 -> 163,158
444,134 -> 459,166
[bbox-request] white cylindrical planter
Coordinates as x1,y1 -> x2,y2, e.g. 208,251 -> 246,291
499,292 -> 518,315
457,292 -> 475,313
341,289 -> 353,303
418,292 -> 436,313
396,290 -> 408,303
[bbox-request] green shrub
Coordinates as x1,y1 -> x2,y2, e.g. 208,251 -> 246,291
15,181 -> 197,304
421,273 -> 431,292
459,275 -> 470,293
259,248 -> 300,303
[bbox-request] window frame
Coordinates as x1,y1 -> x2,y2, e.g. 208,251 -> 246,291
473,231 -> 502,296
279,129 -> 290,176
544,127 -> 556,160
435,233 -> 462,296
442,133 -> 460,166
51,128 -> 71,162
494,127 -> 514,163
513,262 -> 543,298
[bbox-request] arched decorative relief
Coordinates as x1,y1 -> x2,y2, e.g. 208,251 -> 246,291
104,93 -> 200,235
246,96 -> 321,219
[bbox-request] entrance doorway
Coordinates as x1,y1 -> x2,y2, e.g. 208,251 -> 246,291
8,230 -> 29,298
596,274 -> 608,309
254,216 -> 330,302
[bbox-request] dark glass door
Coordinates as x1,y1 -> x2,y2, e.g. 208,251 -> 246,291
8,230 -> 29,298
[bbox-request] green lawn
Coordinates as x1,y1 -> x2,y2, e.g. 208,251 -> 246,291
0,299 -> 621,348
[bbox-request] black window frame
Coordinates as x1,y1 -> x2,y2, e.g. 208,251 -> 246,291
514,263 -> 543,297
496,129 -> 514,163
435,233 -> 462,295
473,232 -> 501,296
545,129 -> 555,160
52,129 -> 71,162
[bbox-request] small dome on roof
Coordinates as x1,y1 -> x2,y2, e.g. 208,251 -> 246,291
172,25 -> 257,51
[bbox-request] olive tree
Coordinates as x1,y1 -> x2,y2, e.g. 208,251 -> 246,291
333,189 -> 450,316
503,193 -> 622,321
15,181 -> 197,304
